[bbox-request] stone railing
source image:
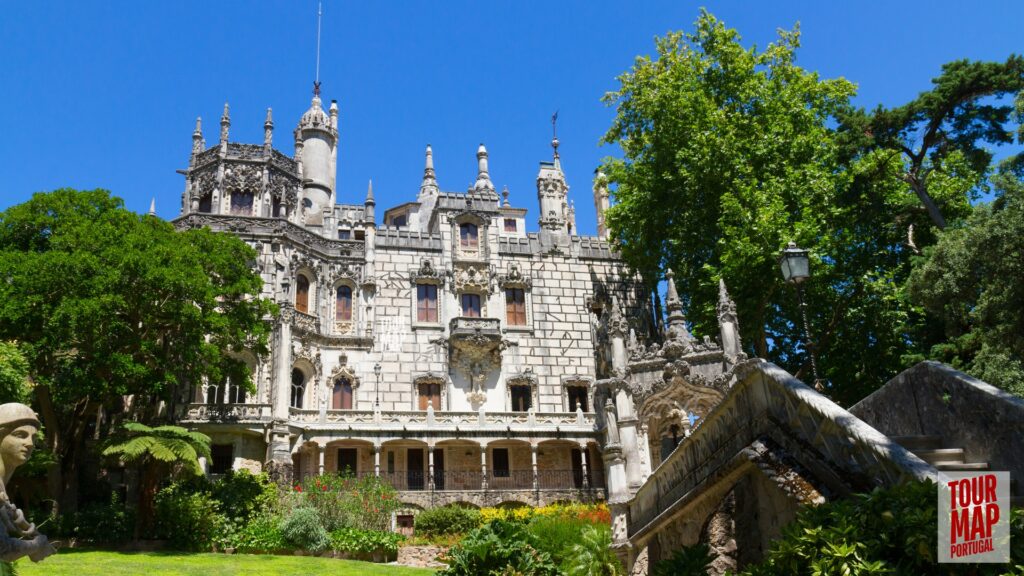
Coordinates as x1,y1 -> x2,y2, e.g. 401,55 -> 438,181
180,403 -> 272,423
449,317 -> 501,334
286,407 -> 595,432
627,360 -> 935,538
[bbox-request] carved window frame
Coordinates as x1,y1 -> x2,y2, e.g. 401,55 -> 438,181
327,363 -> 362,410
294,270 -> 317,316
412,373 -> 447,411
561,376 -> 594,413
451,213 -> 489,262
410,259 -> 445,330
499,264 -> 533,332
332,280 -> 357,335
505,372 -> 539,413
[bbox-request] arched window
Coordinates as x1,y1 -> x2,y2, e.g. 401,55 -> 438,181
296,275 -> 310,314
290,369 -> 306,409
336,286 -> 352,322
460,223 -> 479,249
206,383 -> 224,404
332,378 -> 353,410
228,378 -> 247,404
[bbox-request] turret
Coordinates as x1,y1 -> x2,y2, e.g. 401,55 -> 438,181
295,91 -> 339,226
593,168 -> 610,240
536,134 -> 570,249
263,108 -> 274,149
419,145 -> 439,198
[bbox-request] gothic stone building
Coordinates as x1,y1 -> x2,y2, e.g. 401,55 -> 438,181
174,92 -> 738,509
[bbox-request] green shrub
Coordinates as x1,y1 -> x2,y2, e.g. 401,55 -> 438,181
565,524 -> 623,576
738,480 -> 1024,575
153,482 -> 227,551
526,514 -> 591,559
439,520 -> 561,576
651,543 -> 712,576
415,505 -> 481,536
51,492 -> 134,544
279,507 -> 329,553
286,473 -> 402,532
212,470 -> 277,523
226,513 -> 286,554
330,527 -> 404,559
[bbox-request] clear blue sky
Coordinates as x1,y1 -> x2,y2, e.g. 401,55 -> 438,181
2,1 -> 1021,235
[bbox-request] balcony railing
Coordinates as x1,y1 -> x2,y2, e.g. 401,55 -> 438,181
181,403 -> 271,422
364,470 -> 604,492
285,407 -> 596,430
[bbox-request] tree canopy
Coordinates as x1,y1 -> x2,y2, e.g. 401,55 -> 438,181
0,188 -> 275,510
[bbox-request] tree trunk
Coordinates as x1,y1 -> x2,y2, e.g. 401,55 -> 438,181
135,464 -> 160,541
905,173 -> 946,229
35,385 -> 89,515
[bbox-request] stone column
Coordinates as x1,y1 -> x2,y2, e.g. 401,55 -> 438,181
273,312 -> 294,420
373,445 -> 381,477
428,445 -> 436,491
530,444 -> 539,490
608,301 -> 643,489
318,443 -> 325,476
480,445 -> 488,491
579,443 -> 590,490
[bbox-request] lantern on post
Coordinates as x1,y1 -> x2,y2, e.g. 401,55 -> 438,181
779,242 -> 824,391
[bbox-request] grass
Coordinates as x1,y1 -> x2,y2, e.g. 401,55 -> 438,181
18,549 -> 437,576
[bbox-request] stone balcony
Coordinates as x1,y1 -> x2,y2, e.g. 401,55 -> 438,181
288,407 -> 596,435
180,403 -> 272,423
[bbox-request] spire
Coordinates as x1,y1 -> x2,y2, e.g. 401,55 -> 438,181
364,180 -> 376,223
718,279 -> 738,324
717,278 -> 743,362
568,199 -> 576,234
551,111 -> 560,169
420,145 -> 438,192
264,108 -> 274,147
593,168 -> 610,240
148,198 -> 156,216
191,117 -> 204,156
474,143 -> 495,196
502,186 -> 510,207
220,102 -> 230,144
365,179 -> 375,204
664,269 -> 692,341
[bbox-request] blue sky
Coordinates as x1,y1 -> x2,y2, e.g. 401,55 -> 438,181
2,1 -> 1021,235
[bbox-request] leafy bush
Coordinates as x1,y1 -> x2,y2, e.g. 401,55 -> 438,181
49,492 -> 134,544
279,507 -> 329,553
153,482 -> 227,551
415,505 -> 481,536
330,527 -> 404,559
480,502 -> 610,524
738,480 -> 1024,575
439,520 -> 561,576
526,514 -> 591,559
565,524 -> 623,576
225,513 -> 286,554
651,544 -> 712,576
211,470 -> 277,523
284,473 -> 402,532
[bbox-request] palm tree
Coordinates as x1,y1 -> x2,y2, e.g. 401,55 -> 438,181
102,422 -> 211,539
565,524 -> 623,576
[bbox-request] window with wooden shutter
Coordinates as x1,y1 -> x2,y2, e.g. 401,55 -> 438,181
333,378 -> 353,410
510,385 -> 531,412
460,223 -> 479,248
505,288 -> 526,325
295,275 -> 310,313
417,383 -> 441,410
417,284 -> 438,322
461,293 -> 481,317
336,286 -> 352,322
504,218 -> 517,232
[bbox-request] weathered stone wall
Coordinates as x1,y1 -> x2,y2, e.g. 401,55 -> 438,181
850,361 -> 1024,501
397,545 -> 448,568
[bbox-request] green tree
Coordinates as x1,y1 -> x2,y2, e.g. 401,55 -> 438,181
838,56 -> 1024,230
102,422 -> 211,540
0,189 -> 276,513
600,11 -> 923,402
0,342 -> 30,403
564,524 -> 622,576
908,166 -> 1024,395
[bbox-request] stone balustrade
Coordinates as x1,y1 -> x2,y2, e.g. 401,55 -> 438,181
286,407 -> 595,432
181,403 -> 272,423
626,360 -> 935,539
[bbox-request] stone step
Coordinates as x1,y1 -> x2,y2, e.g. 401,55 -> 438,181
913,448 -> 965,465
935,462 -> 990,472
890,435 -> 944,451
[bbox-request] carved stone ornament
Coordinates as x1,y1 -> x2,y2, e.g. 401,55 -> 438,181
268,170 -> 299,207
291,339 -> 322,374
327,361 -> 360,388
222,163 -> 262,194
330,261 -> 362,285
0,403 -> 56,565
290,253 -> 320,280
537,174 -> 567,199
605,300 -> 629,339
498,263 -> 532,290
410,258 -> 444,287
189,168 -> 217,202
451,264 -> 494,294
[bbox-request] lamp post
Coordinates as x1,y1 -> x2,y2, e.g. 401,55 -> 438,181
373,362 -> 382,408
779,241 -> 824,391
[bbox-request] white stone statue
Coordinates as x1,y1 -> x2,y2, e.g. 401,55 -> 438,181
0,404 -> 55,564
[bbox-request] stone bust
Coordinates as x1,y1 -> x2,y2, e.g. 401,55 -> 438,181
0,403 -> 55,564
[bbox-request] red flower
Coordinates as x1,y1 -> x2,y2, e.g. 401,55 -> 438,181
294,485 -> 303,492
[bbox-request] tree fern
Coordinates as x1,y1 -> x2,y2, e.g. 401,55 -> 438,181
565,525 -> 622,576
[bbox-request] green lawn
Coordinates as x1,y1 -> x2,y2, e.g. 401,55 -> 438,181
19,550 -> 437,576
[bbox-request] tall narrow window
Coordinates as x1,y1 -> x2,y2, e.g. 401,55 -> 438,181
272,198 -> 282,218
567,386 -> 589,412
207,383 -> 225,404
510,385 -> 531,412
461,293 -> 481,317
460,223 -> 479,249
198,195 -> 212,213
230,191 -> 253,215
335,286 -> 352,322
418,383 -> 441,410
295,275 -> 310,314
290,369 -> 305,409
505,288 -> 526,325
228,378 -> 246,404
333,378 -> 353,410
417,284 -> 438,322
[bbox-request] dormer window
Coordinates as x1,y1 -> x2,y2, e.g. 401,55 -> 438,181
295,275 -> 310,314
391,214 -> 407,228
460,223 -> 479,249
504,219 -> 517,233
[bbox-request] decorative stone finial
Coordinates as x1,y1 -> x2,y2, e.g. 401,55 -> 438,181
191,116 -> 204,156
474,143 -> 495,196
264,108 -> 274,147
502,186 -> 510,207
718,278 -> 737,324
606,296 -> 629,339
148,198 -> 156,216
420,145 -> 438,196
365,180 -> 375,205
664,269 -> 693,344
220,102 -> 230,143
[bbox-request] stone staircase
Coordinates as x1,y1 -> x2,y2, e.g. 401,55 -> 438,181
890,435 -> 989,472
